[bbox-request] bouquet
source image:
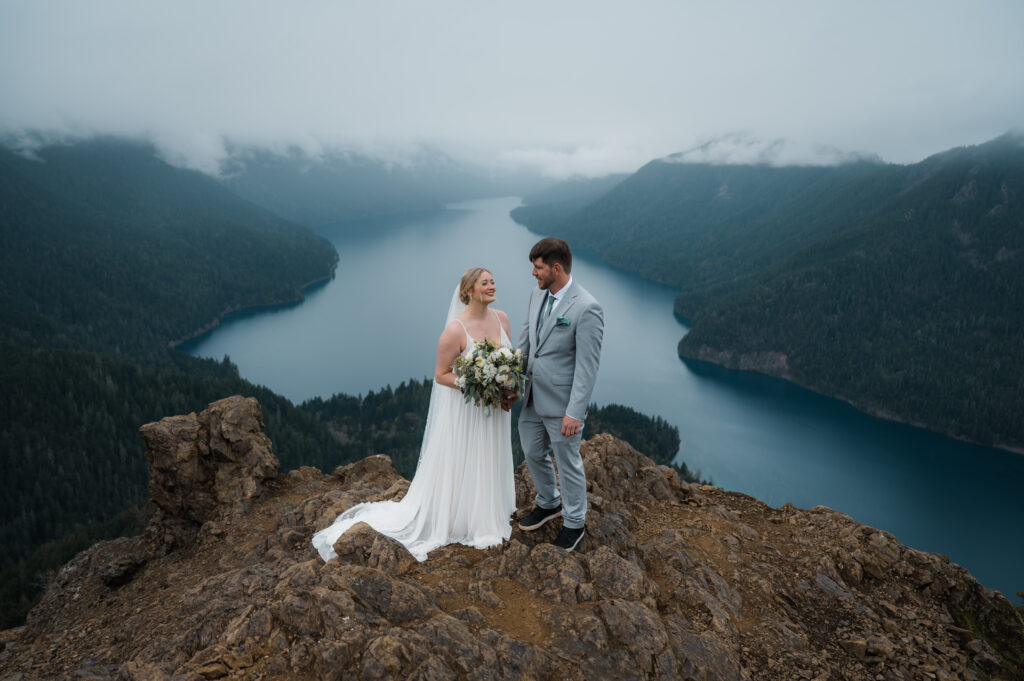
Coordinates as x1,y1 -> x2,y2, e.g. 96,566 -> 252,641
453,340 -> 527,413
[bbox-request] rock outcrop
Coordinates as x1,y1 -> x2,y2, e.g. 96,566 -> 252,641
140,395 -> 279,526
1,396 -> 1021,680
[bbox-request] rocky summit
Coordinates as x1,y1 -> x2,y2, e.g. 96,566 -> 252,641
1,396 -> 1021,681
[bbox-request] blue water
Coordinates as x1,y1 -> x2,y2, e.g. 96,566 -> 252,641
186,197 -> 1023,601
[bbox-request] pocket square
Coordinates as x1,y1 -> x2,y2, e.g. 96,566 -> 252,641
554,315 -> 571,327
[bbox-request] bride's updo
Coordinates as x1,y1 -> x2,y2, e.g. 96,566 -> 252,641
458,267 -> 489,305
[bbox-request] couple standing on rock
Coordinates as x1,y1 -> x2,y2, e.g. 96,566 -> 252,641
313,237 -> 604,560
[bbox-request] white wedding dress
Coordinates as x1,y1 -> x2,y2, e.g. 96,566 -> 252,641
312,300 -> 516,562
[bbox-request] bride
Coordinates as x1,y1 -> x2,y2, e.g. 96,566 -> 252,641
312,267 -> 517,561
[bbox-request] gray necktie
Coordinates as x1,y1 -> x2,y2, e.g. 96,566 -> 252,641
538,293 -> 555,331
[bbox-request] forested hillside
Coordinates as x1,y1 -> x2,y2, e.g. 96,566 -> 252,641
0,139 -> 342,624
512,133 -> 1024,450
517,156 -> 908,307
0,140 -> 339,361
509,173 -> 629,232
679,137 -> 1024,449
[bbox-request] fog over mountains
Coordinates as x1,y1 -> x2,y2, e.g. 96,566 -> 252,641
662,133 -> 885,168
3,2 -> 1022,177
219,144 -> 550,227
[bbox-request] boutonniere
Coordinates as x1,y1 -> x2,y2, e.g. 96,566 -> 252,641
554,315 -> 571,327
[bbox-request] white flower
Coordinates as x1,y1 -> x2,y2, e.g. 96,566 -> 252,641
454,376 -> 466,389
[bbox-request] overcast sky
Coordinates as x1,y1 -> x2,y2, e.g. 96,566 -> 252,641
1,1 -> 1022,177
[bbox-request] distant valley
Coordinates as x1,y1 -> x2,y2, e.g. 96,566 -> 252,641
221,145 -> 548,228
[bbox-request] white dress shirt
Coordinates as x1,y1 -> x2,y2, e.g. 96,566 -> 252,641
546,275 -> 573,315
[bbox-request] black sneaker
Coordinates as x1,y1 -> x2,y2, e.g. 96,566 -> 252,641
553,526 -> 585,551
517,504 -> 562,531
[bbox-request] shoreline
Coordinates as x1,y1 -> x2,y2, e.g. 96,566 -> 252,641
677,344 -> 1024,457
169,265 -> 338,352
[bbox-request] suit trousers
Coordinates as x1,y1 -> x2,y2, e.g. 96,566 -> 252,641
518,402 -> 587,529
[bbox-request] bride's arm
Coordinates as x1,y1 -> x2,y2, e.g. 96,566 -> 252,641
434,322 -> 464,390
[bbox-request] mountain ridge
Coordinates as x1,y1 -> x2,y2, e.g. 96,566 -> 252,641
676,135 -> 1024,450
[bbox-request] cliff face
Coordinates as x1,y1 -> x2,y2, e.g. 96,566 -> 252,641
1,396 -> 1021,681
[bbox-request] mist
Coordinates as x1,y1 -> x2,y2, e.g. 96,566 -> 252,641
2,0 -> 1022,177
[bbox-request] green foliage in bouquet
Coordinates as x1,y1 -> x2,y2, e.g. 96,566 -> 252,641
453,339 -> 527,412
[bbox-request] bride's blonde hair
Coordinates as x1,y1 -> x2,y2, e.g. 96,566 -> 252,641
458,267 -> 490,305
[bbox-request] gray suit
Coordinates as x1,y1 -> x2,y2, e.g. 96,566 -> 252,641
517,281 -> 604,529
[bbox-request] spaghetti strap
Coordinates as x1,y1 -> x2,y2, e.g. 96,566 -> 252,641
453,318 -> 472,347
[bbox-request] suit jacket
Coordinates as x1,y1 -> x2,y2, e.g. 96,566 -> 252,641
517,281 -> 604,420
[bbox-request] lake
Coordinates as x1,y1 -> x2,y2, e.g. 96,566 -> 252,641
186,197 -> 1023,601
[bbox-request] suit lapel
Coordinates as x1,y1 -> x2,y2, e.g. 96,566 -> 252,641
529,289 -> 541,348
537,283 -> 578,349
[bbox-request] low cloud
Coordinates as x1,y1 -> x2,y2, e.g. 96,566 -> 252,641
662,133 -> 883,167
497,143 -> 656,179
2,2 -> 1022,176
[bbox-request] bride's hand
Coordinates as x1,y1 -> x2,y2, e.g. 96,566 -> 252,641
501,389 -> 518,411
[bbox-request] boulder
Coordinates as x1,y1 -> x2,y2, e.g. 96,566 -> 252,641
140,395 -> 278,526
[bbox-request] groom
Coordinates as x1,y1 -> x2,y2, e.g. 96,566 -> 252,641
513,237 -> 604,551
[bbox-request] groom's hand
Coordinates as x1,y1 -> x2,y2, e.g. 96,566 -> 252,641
561,415 -> 582,437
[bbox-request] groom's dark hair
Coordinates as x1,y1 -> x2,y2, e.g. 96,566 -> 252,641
529,237 -> 572,273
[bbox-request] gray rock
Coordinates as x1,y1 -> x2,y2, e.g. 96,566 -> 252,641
814,572 -> 853,601
587,546 -> 651,601
670,625 -> 742,681
139,396 -> 278,527
598,599 -> 669,672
